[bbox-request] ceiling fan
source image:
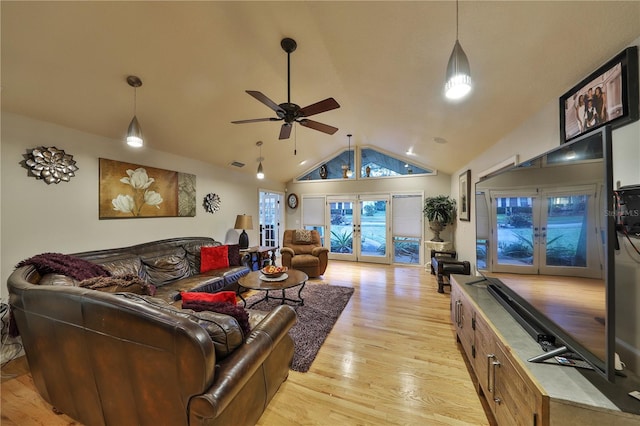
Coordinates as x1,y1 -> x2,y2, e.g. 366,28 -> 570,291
231,37 -> 340,140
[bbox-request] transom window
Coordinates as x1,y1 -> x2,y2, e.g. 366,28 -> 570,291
296,146 -> 434,182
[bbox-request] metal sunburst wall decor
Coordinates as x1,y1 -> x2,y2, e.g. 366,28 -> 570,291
22,146 -> 78,184
203,193 -> 221,213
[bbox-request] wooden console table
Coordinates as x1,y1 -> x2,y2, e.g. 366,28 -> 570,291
450,275 -> 640,425
240,246 -> 279,271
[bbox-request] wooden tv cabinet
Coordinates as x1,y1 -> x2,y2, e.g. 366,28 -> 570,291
450,275 -> 640,426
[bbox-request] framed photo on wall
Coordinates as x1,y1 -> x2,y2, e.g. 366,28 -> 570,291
459,169 -> 471,221
560,46 -> 639,144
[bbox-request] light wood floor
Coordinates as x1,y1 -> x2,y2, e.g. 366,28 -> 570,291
1,261 -> 490,425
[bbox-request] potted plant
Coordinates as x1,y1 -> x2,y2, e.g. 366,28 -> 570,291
423,195 -> 456,242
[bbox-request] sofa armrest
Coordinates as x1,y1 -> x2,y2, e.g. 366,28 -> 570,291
280,247 -> 295,256
311,246 -> 329,257
280,247 -> 295,269
188,305 -> 296,420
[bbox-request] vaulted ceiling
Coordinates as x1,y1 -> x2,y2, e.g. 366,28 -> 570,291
2,1 -> 639,183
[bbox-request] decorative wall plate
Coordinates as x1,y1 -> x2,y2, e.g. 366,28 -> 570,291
22,146 -> 78,184
203,193 -> 221,213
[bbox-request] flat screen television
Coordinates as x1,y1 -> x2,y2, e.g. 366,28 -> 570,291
475,125 -> 616,382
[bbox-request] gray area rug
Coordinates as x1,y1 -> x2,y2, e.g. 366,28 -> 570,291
243,284 -> 354,372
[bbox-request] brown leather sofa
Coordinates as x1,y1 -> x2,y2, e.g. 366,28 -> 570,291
280,229 -> 329,278
38,237 -> 251,303
8,262 -> 297,426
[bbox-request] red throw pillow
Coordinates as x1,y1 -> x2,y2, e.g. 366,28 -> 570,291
200,245 -> 229,272
181,291 -> 237,305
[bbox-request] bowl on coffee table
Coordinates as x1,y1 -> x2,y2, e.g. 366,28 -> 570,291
261,265 -> 288,278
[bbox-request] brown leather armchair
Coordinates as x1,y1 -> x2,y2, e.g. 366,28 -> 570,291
430,250 -> 471,293
280,230 -> 329,278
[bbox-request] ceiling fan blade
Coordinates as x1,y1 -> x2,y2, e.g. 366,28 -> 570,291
298,98 -> 340,117
298,119 -> 338,135
279,123 -> 293,140
246,90 -> 284,113
231,117 -> 281,124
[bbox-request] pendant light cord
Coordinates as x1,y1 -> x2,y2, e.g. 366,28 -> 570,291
456,0 -> 459,41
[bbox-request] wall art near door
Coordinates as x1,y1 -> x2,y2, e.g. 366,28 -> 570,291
459,169 -> 471,221
99,158 -> 196,219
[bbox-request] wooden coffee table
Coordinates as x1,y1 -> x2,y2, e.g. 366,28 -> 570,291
238,269 -> 308,308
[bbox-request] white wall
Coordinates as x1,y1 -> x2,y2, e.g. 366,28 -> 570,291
0,112 -> 284,298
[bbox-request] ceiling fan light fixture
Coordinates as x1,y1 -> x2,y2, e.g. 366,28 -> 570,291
444,0 -> 472,100
126,75 -> 144,147
231,38 -> 340,139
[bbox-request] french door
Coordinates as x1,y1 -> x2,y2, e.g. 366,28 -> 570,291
259,191 -> 282,248
490,186 -> 601,278
327,195 -> 390,264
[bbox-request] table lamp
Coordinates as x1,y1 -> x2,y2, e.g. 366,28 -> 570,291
234,214 -> 253,249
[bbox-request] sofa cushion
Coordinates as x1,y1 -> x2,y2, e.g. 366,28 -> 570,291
16,252 -> 111,281
220,266 -> 251,285
141,247 -> 190,286
115,293 -> 244,359
227,244 -> 241,266
200,246 -> 229,272
96,255 -> 144,277
153,273 -> 226,303
79,274 -> 156,296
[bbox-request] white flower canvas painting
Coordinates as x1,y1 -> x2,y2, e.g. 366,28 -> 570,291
99,158 -> 196,219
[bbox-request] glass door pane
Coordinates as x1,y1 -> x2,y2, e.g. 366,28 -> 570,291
359,198 -> 389,264
492,194 -> 539,274
328,199 -> 356,261
259,191 -> 281,248
539,188 -> 601,278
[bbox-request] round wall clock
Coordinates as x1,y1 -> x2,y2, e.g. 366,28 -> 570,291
203,193 -> 221,213
287,193 -> 299,209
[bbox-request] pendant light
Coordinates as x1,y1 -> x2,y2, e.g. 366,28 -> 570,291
256,141 -> 265,179
126,75 -> 144,147
444,0 -> 472,100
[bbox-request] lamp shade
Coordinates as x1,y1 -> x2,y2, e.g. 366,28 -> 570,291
234,214 -> 253,249
256,162 -> 264,179
127,115 -> 143,147
234,214 -> 253,230
444,40 -> 472,100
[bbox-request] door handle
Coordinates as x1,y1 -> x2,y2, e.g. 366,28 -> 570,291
487,354 -> 495,392
491,359 -> 501,394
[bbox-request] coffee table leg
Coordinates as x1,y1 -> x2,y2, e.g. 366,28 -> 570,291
297,281 -> 306,306
238,288 -> 247,307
